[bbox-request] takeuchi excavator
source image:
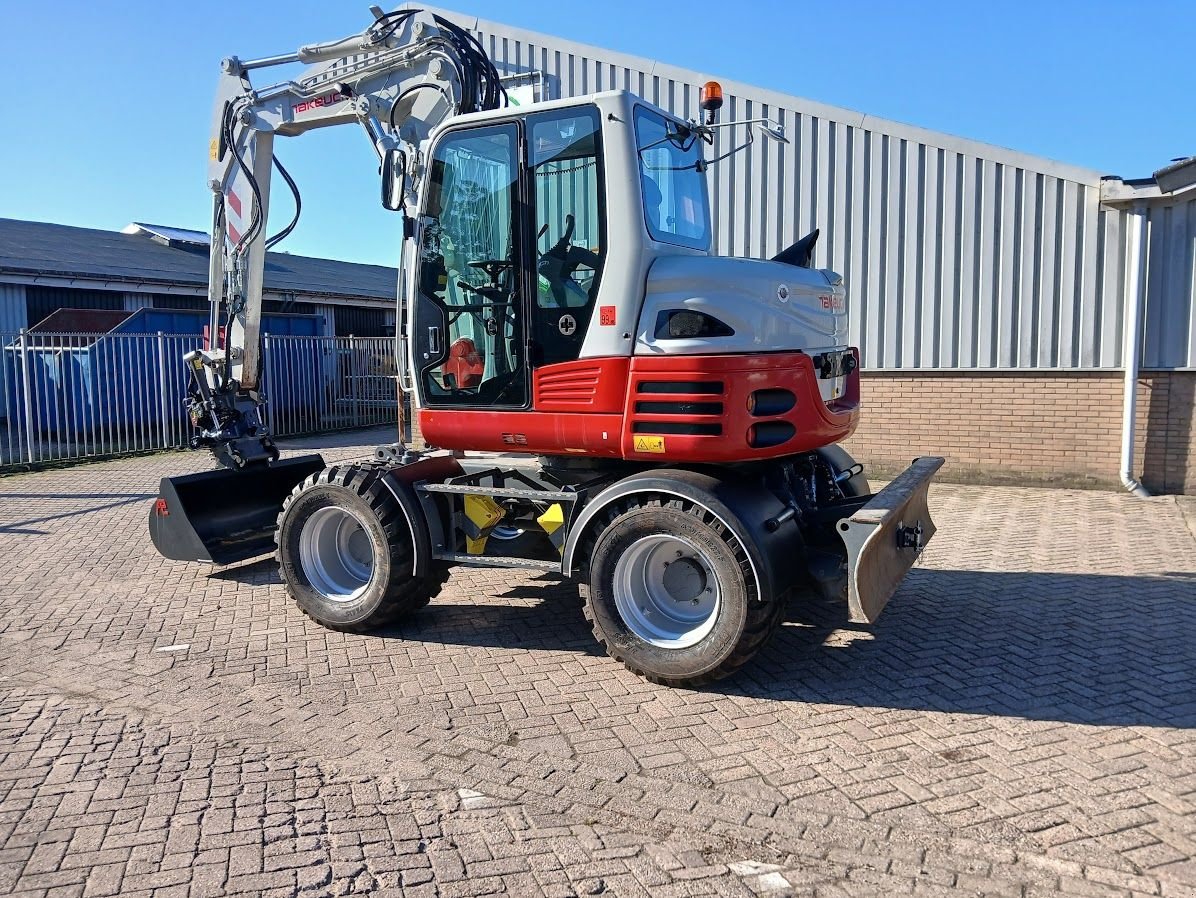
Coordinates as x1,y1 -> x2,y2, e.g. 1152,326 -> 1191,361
150,7 -> 944,686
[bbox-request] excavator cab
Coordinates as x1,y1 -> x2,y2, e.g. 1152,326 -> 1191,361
410,103 -> 611,410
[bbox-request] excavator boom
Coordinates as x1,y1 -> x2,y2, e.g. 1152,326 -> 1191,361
188,7 -> 503,470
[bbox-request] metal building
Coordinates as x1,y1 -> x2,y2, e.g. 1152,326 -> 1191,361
0,219 -> 401,337
419,6 -> 1195,493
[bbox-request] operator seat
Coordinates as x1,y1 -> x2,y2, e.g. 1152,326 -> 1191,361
443,337 -> 484,390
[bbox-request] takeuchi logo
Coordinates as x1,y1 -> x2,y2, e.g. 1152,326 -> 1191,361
293,91 -> 346,114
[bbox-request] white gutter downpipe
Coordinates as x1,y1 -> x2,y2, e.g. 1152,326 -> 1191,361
1120,203 -> 1151,498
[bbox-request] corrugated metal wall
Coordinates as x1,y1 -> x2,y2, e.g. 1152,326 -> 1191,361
24,285 -> 124,329
334,305 -> 390,337
1143,197 -> 1196,370
0,284 -> 23,422
0,284 -> 26,332
431,7 -> 1150,372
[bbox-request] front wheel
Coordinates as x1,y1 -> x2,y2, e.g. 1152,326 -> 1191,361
276,465 -> 446,632
579,497 -> 783,687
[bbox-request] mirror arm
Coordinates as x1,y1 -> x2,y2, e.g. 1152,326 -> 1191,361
705,131 -> 757,166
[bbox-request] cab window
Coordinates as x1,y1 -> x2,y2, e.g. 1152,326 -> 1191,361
417,124 -> 528,407
529,107 -> 605,366
634,106 -> 711,251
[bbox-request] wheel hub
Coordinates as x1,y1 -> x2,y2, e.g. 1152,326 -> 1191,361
612,534 -> 721,649
298,506 -> 375,602
661,556 -> 707,603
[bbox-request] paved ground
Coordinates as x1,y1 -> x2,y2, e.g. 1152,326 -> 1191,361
2,428 -> 1195,898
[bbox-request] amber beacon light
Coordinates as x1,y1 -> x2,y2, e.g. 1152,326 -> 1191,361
700,80 -> 724,124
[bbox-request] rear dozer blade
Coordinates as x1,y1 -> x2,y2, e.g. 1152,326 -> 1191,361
836,456 -> 945,624
149,454 -> 325,565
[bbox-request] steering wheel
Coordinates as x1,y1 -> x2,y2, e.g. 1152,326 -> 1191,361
451,279 -> 516,338
468,259 -> 514,287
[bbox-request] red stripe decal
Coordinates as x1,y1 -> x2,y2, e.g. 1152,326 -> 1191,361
227,190 -> 242,218
227,221 -> 242,244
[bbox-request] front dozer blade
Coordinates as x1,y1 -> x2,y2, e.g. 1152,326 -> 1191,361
149,454 -> 325,565
836,456 -> 945,624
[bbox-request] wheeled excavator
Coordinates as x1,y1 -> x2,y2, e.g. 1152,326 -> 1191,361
150,7 -> 944,686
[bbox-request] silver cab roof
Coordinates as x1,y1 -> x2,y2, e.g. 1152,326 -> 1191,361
427,89 -> 683,139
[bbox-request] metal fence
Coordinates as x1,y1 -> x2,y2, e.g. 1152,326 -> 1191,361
0,330 -> 400,469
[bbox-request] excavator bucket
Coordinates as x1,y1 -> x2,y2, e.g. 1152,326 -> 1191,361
836,456 -> 945,624
149,454 -> 325,565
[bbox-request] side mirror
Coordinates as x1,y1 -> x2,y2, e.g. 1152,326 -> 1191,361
381,148 -> 407,212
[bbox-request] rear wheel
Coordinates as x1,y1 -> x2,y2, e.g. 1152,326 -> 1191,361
276,465 -> 447,632
579,497 -> 784,687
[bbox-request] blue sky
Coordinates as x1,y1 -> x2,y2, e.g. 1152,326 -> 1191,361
1,1 -> 1191,266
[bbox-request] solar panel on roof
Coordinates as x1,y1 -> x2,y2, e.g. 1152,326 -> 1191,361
126,222 -> 211,246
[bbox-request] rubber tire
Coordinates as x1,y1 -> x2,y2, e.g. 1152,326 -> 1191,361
817,444 -> 870,498
578,496 -> 784,687
276,464 -> 448,632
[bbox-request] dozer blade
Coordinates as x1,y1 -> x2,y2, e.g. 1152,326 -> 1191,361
836,456 -> 945,624
149,454 -> 325,565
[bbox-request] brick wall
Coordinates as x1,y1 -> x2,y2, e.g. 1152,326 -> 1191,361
844,371 -> 1196,495
1142,372 -> 1196,495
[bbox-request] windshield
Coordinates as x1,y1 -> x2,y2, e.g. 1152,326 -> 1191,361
634,106 -> 711,251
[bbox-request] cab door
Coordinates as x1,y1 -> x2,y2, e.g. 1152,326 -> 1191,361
412,123 -> 530,409
526,106 -> 606,369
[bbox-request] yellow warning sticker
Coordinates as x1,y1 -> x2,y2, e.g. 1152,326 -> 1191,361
633,435 -> 666,454
209,138 -> 220,161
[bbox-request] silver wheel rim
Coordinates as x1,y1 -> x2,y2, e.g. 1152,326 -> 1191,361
299,506 -> 375,602
612,534 -> 721,649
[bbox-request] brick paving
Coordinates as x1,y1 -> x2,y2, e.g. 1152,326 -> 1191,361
1,428 -> 1195,897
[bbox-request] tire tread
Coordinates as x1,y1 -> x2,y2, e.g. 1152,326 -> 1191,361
577,496 -> 784,687
276,464 -> 448,633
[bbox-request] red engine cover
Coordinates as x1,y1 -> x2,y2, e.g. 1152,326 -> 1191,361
417,352 -> 859,462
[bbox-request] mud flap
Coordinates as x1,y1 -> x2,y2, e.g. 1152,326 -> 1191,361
836,456 -> 944,624
149,454 -> 325,565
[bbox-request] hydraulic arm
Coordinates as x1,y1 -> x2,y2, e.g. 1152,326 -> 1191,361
187,7 -> 504,469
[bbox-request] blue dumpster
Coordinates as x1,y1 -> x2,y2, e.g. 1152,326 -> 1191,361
4,307 -> 324,437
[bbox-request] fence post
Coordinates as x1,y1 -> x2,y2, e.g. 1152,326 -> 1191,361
261,334 -> 273,435
18,329 -> 35,464
157,332 -> 170,449
350,335 -> 360,427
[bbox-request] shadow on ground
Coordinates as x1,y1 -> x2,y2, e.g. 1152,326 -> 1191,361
0,493 -> 156,534
274,426 -> 400,452
210,558 -> 1196,729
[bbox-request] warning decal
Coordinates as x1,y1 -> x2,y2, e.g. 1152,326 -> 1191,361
633,435 -> 666,454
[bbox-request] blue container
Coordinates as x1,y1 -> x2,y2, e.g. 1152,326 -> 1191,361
113,307 -> 323,339
6,307 -> 325,437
